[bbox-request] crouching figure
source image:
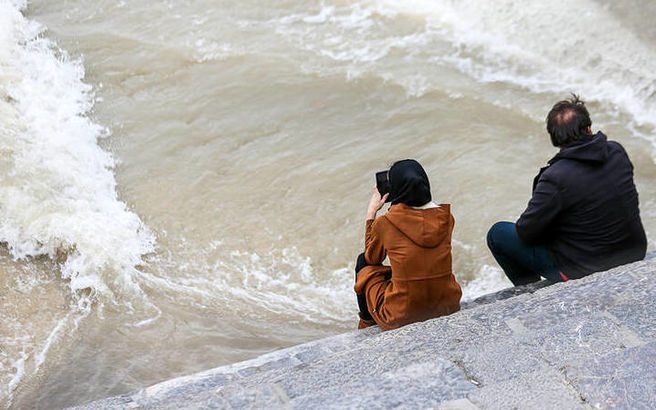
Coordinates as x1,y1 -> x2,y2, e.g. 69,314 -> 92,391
355,159 -> 462,330
486,96 -> 647,286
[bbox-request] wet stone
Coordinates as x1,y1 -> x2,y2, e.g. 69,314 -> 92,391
437,398 -> 480,410
159,373 -> 232,400
289,359 -> 476,410
258,356 -> 302,373
467,369 -> 585,410
459,335 -> 546,385
294,347 -> 330,364
607,284 -> 656,340
71,257 -> 656,410
236,366 -> 261,378
461,280 -> 553,310
564,341 -> 656,409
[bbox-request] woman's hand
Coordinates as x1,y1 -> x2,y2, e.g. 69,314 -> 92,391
367,186 -> 389,220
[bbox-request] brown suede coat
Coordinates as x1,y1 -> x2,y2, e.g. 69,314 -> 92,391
355,203 -> 462,330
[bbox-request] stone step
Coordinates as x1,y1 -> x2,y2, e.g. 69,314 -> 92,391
73,253 -> 656,409
73,282 -> 555,409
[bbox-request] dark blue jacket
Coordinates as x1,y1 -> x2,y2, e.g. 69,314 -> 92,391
516,132 -> 647,279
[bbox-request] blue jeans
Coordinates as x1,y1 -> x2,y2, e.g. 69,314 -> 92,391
486,221 -> 565,286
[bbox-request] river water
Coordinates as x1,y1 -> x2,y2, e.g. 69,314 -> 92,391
1,0 -> 655,407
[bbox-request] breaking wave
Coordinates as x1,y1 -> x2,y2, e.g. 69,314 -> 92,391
268,0 -> 656,156
0,0 -> 155,301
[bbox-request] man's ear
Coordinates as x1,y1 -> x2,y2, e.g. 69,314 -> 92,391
587,126 -> 592,134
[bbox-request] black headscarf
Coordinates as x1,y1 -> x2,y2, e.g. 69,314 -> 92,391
389,159 -> 432,207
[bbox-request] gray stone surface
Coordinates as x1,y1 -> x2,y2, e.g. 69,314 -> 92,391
72,254 -> 656,409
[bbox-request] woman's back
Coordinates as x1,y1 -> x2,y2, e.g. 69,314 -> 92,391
360,202 -> 461,329
369,203 -> 453,280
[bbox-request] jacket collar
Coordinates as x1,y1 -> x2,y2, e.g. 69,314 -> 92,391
548,131 -> 609,165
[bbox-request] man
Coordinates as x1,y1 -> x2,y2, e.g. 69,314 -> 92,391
487,95 -> 647,285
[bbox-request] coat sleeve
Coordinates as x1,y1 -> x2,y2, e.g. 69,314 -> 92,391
364,218 -> 386,265
516,173 -> 563,245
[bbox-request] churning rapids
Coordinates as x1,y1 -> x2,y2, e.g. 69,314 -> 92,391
1,0 -> 656,407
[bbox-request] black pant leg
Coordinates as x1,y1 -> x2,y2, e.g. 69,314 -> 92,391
355,252 -> 368,273
355,252 -> 373,321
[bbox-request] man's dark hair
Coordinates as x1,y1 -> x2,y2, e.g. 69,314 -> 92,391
546,94 -> 592,147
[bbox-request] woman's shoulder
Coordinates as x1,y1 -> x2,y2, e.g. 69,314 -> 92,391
369,212 -> 396,233
372,213 -> 391,226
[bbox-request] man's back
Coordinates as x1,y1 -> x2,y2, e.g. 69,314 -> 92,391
516,132 -> 647,279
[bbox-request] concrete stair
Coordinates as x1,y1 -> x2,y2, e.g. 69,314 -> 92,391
73,253 -> 656,409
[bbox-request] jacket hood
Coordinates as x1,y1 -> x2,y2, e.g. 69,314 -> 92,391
384,203 -> 452,248
550,132 -> 608,164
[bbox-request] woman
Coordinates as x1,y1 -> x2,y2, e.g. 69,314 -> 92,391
355,159 -> 462,330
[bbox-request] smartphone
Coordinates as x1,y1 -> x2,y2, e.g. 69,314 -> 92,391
375,170 -> 392,202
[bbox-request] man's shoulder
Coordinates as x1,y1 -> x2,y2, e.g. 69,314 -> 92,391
607,139 -> 628,155
540,158 -> 577,180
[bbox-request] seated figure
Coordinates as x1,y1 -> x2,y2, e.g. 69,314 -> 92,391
487,95 -> 647,286
355,159 -> 462,330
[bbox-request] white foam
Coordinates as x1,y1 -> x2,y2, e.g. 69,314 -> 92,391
38,305 -> 91,373
1,305 -> 91,406
0,1 -> 155,300
384,0 -> 656,124
149,241 -> 355,325
152,239 -> 512,325
1,4 -> 155,402
209,246 -> 354,323
5,349 -> 26,407
461,264 -> 512,302
271,0 -> 656,157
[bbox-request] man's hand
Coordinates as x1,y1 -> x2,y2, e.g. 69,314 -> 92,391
367,186 -> 389,220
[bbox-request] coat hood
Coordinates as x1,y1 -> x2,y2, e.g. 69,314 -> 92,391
384,203 -> 452,248
550,132 -> 608,164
